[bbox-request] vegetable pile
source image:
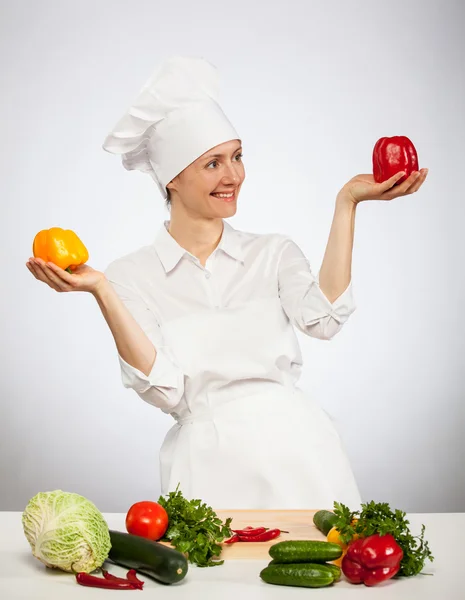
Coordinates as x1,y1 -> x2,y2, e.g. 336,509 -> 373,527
333,500 -> 434,577
262,501 -> 434,589
21,487 -> 435,591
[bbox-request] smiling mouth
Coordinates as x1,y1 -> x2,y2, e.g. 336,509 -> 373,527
210,191 -> 236,202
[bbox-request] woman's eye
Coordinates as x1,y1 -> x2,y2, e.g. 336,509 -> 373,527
207,154 -> 243,169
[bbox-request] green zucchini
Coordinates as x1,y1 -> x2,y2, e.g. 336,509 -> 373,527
269,540 -> 342,563
313,510 -> 338,536
260,562 -> 335,588
107,530 -> 188,585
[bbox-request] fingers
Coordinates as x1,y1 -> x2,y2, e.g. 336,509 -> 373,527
41,262 -> 73,291
408,168 -> 428,193
379,171 -> 405,193
396,171 -> 422,194
26,258 -> 72,292
46,261 -> 78,286
381,176 -> 412,200
382,169 -> 428,200
27,260 -> 60,292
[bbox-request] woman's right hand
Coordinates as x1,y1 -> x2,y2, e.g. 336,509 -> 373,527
26,257 -> 106,295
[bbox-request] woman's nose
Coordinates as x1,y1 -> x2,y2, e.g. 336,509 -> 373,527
223,164 -> 241,183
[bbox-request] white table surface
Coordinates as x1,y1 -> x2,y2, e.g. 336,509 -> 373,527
0,511 -> 461,599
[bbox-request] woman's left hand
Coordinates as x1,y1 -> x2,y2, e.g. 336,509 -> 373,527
340,168 -> 429,205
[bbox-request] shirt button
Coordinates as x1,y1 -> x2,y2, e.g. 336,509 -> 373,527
205,272 -> 211,279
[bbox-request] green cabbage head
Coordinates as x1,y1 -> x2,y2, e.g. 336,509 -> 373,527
22,489 -> 111,573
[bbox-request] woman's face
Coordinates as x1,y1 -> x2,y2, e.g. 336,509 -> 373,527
166,139 -> 245,218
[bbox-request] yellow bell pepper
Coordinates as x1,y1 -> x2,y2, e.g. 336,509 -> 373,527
33,227 -> 89,273
327,519 -> 359,567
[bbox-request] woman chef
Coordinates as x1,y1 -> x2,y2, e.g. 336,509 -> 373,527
26,56 -> 428,509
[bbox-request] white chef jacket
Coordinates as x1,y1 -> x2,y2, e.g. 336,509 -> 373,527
104,220 -> 362,510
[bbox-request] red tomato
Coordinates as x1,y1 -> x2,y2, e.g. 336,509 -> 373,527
125,501 -> 169,541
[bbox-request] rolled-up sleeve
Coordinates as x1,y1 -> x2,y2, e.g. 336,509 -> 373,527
105,269 -> 185,411
277,238 -> 356,340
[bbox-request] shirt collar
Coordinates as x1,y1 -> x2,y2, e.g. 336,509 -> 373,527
153,219 -> 245,273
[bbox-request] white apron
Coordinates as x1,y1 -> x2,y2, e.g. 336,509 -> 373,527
106,220 -> 363,511
159,382 -> 361,510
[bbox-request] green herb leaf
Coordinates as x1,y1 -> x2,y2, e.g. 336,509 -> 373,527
333,500 -> 434,576
158,483 -> 232,567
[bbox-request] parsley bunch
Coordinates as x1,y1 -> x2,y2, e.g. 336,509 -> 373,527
333,501 -> 434,577
158,484 -> 232,567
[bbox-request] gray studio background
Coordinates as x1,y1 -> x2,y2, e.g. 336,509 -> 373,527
1,0 -> 464,513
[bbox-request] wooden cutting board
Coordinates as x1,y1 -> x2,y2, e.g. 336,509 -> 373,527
161,509 -> 327,561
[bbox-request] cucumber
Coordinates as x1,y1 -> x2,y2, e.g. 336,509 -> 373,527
107,530 -> 188,585
323,563 -> 341,580
260,563 -> 335,588
268,559 -> 341,580
269,540 -> 342,563
313,510 -> 338,536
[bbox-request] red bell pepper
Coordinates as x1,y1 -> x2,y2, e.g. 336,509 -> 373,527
342,533 -> 403,586
373,136 -> 419,185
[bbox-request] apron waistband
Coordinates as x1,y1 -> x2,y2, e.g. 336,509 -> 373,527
174,410 -> 215,426
172,385 -> 302,426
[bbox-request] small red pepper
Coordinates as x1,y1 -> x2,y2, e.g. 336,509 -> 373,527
232,527 -> 268,536
373,136 -> 419,185
342,533 -> 403,587
126,569 -> 145,589
76,572 -> 138,589
102,569 -> 144,590
225,527 -> 288,543
102,570 -> 129,582
238,528 -> 283,542
224,534 -> 240,544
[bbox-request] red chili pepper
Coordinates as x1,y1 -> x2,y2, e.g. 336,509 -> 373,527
372,136 -> 419,186
237,528 -> 283,542
76,572 -> 138,589
232,527 -> 268,536
103,569 -> 144,590
102,570 -> 128,582
126,569 -> 145,589
224,534 -> 240,544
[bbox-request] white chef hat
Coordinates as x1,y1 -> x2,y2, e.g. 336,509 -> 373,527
102,56 -> 241,200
